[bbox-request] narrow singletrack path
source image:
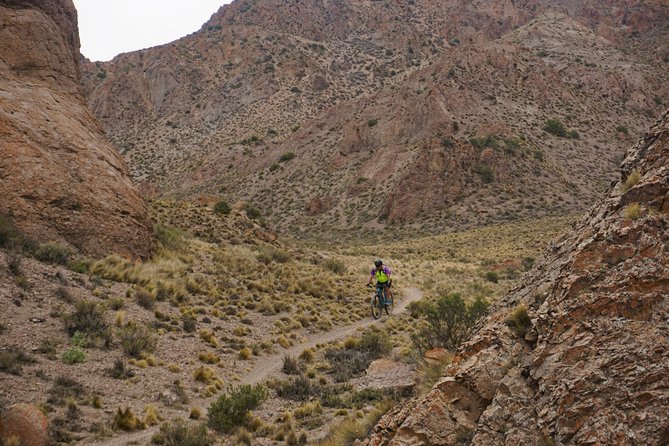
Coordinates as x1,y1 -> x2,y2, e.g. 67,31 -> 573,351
241,287 -> 424,385
92,288 -> 424,445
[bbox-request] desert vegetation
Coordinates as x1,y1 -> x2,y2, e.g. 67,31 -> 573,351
0,201 -> 570,444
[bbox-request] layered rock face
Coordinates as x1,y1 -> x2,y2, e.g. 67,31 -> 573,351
0,0 -> 154,257
363,111 -> 669,444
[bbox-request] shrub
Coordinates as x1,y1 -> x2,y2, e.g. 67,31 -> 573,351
323,258 -> 347,274
485,271 -> 499,283
476,165 -> 494,183
279,152 -> 296,162
505,305 -> 532,337
119,322 -> 157,358
469,135 -> 498,150
239,347 -> 252,360
208,384 -> 268,433
257,246 -> 292,264
367,119 -> 378,127
112,407 -> 144,431
213,200 -> 231,215
135,287 -> 155,310
62,348 -> 86,364
624,203 -> 642,220
543,119 -> 568,137
107,359 -> 134,380
151,419 -> 213,446
522,257 -> 535,271
35,242 -> 71,265
441,136 -> 455,148
325,331 -> 392,381
622,169 -> 641,192
0,347 -> 36,375
182,314 -> 197,333
0,213 -> 21,248
154,225 -> 187,252
282,355 -> 301,375
65,300 -> 109,339
7,251 -> 22,276
244,204 -> 261,220
411,294 -> 489,352
274,374 -> 314,401
616,125 -> 629,135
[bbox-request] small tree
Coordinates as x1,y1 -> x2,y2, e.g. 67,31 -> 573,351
411,293 -> 489,352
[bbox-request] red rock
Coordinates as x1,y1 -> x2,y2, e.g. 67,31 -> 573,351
0,0 -> 154,258
0,404 -> 49,446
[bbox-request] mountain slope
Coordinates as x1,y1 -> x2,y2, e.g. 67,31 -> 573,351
81,0 -> 669,237
0,0 -> 154,258
362,110 -> 669,444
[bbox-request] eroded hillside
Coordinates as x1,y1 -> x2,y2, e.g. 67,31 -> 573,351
81,0 -> 669,238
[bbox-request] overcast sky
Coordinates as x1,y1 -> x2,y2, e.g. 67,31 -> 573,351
73,0 -> 231,62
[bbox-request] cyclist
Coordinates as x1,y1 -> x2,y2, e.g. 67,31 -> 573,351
367,259 -> 393,305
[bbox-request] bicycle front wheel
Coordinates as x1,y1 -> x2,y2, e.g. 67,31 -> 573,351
371,292 -> 382,319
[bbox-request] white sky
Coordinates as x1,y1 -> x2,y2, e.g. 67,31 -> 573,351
73,0 -> 231,62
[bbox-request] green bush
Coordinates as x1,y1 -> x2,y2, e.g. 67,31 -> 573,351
469,135 -> 498,150
35,242 -> 71,265
274,374 -> 314,401
244,204 -> 261,221
62,347 -> 86,364
119,322 -> 157,358
154,224 -> 187,252
65,300 -> 109,340
485,271 -> 499,283
213,200 -> 231,215
152,419 -> 213,445
615,125 -> 629,135
367,119 -> 378,127
476,165 -> 494,183
208,384 -> 267,433
441,136 -> 455,148
411,293 -> 489,352
279,152 -> 296,162
543,119 -> 568,137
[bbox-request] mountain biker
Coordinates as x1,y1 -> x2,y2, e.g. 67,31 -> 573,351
367,259 -> 393,304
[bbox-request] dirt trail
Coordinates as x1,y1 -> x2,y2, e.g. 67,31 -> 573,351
241,286 -> 424,385
91,288 -> 424,445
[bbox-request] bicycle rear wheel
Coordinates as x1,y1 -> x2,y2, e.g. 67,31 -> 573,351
371,292 -> 382,319
384,293 -> 394,315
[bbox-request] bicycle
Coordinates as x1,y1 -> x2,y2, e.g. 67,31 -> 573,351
368,282 -> 394,319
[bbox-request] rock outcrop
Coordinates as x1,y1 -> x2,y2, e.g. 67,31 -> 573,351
0,403 -> 49,446
363,110 -> 669,444
0,0 -> 154,258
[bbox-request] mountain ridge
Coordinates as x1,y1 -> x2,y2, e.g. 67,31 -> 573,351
81,0 -> 668,238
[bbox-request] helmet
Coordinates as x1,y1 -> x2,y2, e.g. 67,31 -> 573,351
374,260 -> 383,267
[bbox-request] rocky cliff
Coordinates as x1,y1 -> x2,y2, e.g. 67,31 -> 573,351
363,110 -> 669,444
0,0 -> 154,257
81,0 -> 669,239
